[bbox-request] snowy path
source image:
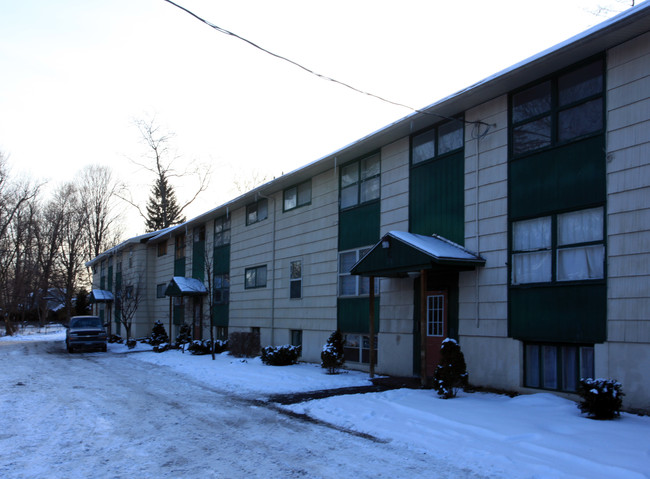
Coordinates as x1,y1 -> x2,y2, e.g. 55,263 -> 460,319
0,340 -> 484,479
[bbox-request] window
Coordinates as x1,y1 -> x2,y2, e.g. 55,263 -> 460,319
128,248 -> 133,268
344,334 -> 378,364
175,234 -> 186,259
339,248 -> 379,296
557,208 -> 605,281
193,225 -> 205,243
426,294 -> 445,337
412,120 -> 464,165
125,285 -> 134,300
290,260 -> 302,299
116,260 -> 122,274
284,180 -> 312,211
216,326 -> 228,341
340,154 -> 380,209
525,343 -> 594,392
157,242 -> 167,257
511,207 -> 604,285
156,283 -> 167,298
290,330 -> 302,349
246,199 -> 268,225
511,59 -> 604,157
245,265 -> 267,289
214,215 -> 231,246
214,273 -> 230,304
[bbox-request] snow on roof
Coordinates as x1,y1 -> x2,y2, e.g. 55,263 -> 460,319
91,290 -> 114,302
387,231 -> 483,262
168,277 -> 208,295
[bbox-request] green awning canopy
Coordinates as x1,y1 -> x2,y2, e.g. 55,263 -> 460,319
350,231 -> 485,278
164,277 -> 208,297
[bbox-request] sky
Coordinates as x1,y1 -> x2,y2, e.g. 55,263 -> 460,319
0,0 -> 641,237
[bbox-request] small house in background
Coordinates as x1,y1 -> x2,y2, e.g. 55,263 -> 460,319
88,4 -> 650,412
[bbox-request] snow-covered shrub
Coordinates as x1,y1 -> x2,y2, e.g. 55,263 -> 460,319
187,340 -> 212,355
108,334 -> 123,344
176,324 -> 192,347
213,339 -> 228,354
228,331 -> 260,358
321,330 -> 345,374
153,343 -> 171,353
578,378 -> 624,419
147,320 -> 169,346
433,338 -> 468,399
126,338 -> 137,349
261,345 -> 301,366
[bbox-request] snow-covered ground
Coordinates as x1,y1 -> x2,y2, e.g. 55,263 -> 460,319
2,329 -> 649,478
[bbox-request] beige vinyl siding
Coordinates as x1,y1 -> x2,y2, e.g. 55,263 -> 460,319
375,138 -> 414,376
459,95 -> 520,391
603,32 -> 650,411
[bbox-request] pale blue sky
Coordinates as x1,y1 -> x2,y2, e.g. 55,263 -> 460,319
0,0 -> 635,235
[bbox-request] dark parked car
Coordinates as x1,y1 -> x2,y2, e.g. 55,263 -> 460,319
66,315 -> 108,353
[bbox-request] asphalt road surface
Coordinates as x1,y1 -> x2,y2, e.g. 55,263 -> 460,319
0,339 -> 487,478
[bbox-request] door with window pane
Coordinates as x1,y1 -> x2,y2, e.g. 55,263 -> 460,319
425,291 -> 447,376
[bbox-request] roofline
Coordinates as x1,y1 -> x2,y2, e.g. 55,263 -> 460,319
106,3 -> 650,249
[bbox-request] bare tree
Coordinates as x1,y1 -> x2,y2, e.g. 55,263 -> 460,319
0,152 -> 42,333
121,116 -> 211,232
58,182 -> 91,320
78,165 -> 123,260
115,272 -> 143,343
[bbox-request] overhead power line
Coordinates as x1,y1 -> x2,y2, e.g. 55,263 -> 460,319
162,0 -> 485,128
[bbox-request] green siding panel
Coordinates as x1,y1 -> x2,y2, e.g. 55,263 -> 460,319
107,266 -> 113,291
339,201 -> 380,251
213,245 -> 230,274
192,241 -> 205,281
212,304 -> 229,327
173,305 -> 185,326
509,284 -> 606,343
410,151 -> 464,244
174,257 -> 186,277
337,297 -> 380,333
510,136 -> 606,219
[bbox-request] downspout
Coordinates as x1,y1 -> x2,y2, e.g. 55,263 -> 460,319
475,124 -> 481,329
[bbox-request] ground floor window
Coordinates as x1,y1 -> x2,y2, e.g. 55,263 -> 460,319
344,334 -> 378,364
290,330 -> 302,354
524,342 -> 594,392
216,326 -> 228,341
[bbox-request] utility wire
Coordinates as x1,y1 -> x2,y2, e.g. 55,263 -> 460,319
162,0 -> 488,129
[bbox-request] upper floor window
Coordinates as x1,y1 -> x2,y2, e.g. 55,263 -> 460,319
157,242 -> 167,257
100,260 -> 106,276
246,199 -> 268,225
214,215 -> 231,246
511,207 -> 604,285
128,248 -> 133,268
156,283 -> 167,298
214,273 -> 230,304
175,234 -> 186,259
412,120 -> 464,165
338,247 -> 379,296
340,154 -> 380,210
284,180 -> 312,211
245,265 -> 267,289
193,225 -> 205,243
511,59 -> 604,157
290,260 -> 302,299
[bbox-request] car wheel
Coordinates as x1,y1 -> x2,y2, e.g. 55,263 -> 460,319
101,344 -> 107,352
67,344 -> 74,353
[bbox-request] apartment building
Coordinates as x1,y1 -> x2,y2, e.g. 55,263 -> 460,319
88,4 -> 650,411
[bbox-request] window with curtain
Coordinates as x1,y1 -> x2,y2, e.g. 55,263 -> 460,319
511,207 -> 604,285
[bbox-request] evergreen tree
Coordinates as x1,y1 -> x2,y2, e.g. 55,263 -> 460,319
433,338 -> 469,399
145,173 -> 185,232
321,330 -> 345,374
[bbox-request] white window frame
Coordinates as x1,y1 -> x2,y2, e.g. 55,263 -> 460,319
338,247 -> 379,297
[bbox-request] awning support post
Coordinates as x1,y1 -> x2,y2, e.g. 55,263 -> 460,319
420,269 -> 427,388
369,275 -> 375,379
